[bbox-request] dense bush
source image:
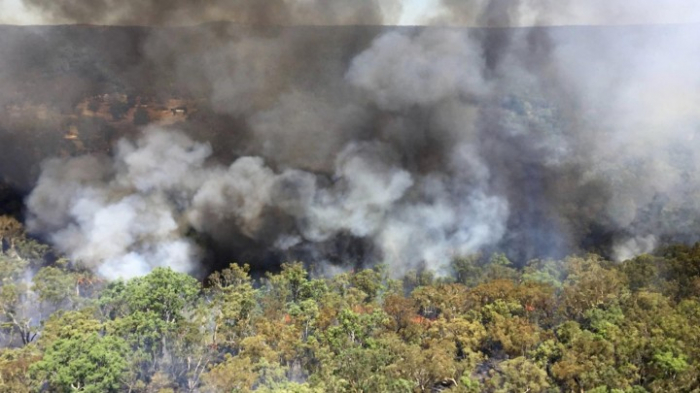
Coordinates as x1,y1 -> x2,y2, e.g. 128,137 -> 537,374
1,215 -> 700,392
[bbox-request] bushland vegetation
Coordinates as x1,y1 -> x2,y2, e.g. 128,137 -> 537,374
1,214 -> 700,392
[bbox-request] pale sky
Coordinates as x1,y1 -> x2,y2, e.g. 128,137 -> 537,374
1,0 -> 699,26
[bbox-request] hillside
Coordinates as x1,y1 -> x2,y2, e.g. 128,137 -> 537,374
1,19 -> 700,393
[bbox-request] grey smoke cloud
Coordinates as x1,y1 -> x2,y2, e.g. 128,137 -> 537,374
7,0 -> 700,26
19,0 -> 401,26
9,0 -> 700,281
346,29 -> 488,110
545,24 -> 700,251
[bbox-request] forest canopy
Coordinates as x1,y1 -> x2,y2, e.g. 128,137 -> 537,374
2,215 -> 700,392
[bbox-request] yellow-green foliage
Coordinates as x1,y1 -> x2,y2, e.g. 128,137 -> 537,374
2,215 -> 700,392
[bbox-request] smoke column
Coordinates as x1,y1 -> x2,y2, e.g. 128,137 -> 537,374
2,0 -> 700,278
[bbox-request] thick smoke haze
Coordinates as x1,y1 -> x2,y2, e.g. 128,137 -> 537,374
433,0 -> 700,27
19,0 -> 401,26
2,1 -> 700,279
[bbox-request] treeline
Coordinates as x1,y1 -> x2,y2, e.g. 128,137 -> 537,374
2,214 -> 700,392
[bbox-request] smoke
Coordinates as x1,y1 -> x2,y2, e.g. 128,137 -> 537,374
2,1 -> 700,279
25,127 -> 505,278
346,30 -> 488,110
19,0 -> 401,26
432,0 -> 700,27
613,235 -> 657,263
26,130 -> 207,279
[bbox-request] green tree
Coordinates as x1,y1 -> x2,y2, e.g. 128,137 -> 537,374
487,356 -> 551,393
32,266 -> 79,310
0,346 -> 40,393
561,256 -> 627,319
30,333 -> 129,393
207,263 -> 258,350
100,268 -> 200,387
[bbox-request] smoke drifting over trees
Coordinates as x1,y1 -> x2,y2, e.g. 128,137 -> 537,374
0,1 -> 699,279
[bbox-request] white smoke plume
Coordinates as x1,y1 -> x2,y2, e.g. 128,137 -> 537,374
27,125 -> 508,278
613,235 -> 658,263
26,130 -> 208,279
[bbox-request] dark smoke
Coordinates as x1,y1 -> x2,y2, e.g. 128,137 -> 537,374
2,1 -> 700,279
20,0 -> 401,26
